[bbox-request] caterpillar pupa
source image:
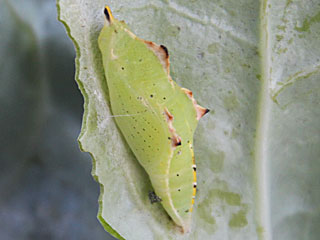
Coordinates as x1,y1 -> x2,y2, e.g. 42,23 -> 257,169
98,6 -> 209,233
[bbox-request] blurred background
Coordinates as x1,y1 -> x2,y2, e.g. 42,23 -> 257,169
0,0 -> 115,239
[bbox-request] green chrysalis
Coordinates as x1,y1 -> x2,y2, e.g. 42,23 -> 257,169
98,6 -> 209,233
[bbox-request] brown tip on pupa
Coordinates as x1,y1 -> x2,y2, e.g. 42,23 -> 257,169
160,45 -> 169,58
196,105 -> 210,120
182,88 -> 209,120
173,137 -> 182,147
104,6 -> 114,23
144,41 -> 170,75
181,88 -> 193,98
164,108 -> 182,148
164,108 -> 173,121
144,40 -> 154,47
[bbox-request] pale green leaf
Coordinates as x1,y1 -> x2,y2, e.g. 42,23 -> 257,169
57,0 -> 320,239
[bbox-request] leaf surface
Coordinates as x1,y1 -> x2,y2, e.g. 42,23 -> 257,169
58,0 -> 320,239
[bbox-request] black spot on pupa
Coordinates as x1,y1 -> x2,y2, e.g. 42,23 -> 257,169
178,189 -> 181,192
163,97 -> 166,100
139,59 -> 142,62
176,173 -> 179,176
168,137 -> 171,140
121,67 -> 124,70
150,94 -> 153,98
185,209 -> 189,213
160,45 -> 169,58
104,8 -> 111,22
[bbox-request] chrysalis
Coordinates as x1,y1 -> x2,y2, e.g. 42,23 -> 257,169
98,6 -> 209,233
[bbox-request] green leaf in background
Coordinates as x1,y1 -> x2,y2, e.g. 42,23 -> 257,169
57,0 -> 320,239
0,0 -> 43,172
1,0 -> 111,239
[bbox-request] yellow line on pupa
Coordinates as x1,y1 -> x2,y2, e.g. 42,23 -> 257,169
190,144 -> 197,212
104,6 -> 114,23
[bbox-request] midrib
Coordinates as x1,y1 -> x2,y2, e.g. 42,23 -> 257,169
254,1 -> 272,239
